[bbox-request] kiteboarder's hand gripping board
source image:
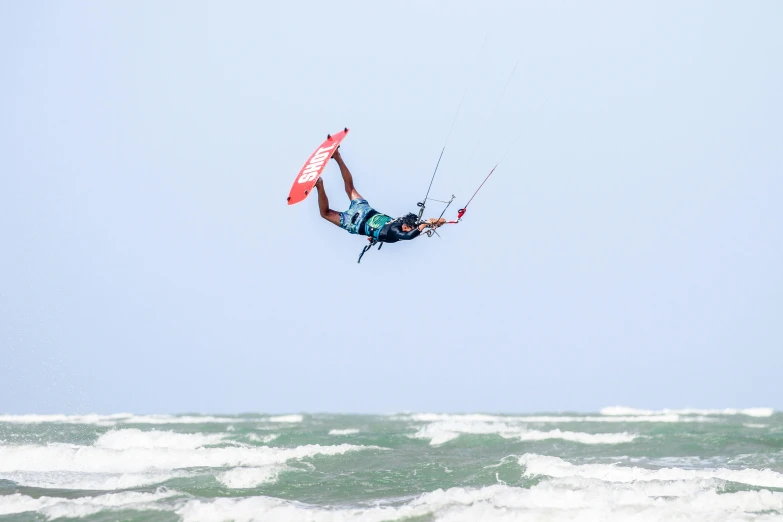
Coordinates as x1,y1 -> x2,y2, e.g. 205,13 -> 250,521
287,128 -> 350,205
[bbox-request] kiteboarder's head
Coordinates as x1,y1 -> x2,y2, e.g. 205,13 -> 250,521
399,213 -> 419,232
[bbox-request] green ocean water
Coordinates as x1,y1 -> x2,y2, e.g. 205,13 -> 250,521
1,411 -> 782,521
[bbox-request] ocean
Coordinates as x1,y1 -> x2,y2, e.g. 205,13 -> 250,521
1,408 -> 781,521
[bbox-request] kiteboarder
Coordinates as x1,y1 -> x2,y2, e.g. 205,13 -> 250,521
314,148 -> 446,243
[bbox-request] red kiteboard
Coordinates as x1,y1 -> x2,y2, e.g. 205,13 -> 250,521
287,128 -> 350,205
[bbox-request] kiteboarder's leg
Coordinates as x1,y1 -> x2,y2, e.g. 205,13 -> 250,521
332,149 -> 363,201
315,178 -> 340,226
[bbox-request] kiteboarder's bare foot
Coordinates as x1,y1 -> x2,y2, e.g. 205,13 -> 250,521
331,147 -> 341,161
315,178 -> 324,190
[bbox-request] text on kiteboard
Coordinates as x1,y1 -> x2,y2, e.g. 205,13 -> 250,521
297,144 -> 336,183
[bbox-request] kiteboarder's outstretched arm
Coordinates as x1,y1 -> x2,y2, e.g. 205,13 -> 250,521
378,218 -> 446,243
418,218 -> 446,232
315,178 -> 341,227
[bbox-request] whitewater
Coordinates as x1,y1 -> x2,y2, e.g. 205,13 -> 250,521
1,408 -> 781,521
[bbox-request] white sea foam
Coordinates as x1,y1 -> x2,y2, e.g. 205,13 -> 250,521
511,429 -> 636,444
95,429 -> 226,450
744,423 -> 768,429
0,490 -> 176,518
411,421 -> 636,446
403,413 -> 511,423
176,494 -> 457,522
519,453 -> 783,489
0,470 -> 178,490
417,484 -> 783,522
266,415 -> 304,423
175,482 -> 783,522
5,478 -> 779,522
329,429 -> 360,436
176,496 -> 393,522
9,456 -> 776,522
218,465 -> 284,488
119,414 -> 241,424
601,406 -> 775,417
411,421 -> 520,445
396,413 -> 692,423
0,443 -> 377,475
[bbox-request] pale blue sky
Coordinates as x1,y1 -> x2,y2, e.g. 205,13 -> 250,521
1,1 -> 781,414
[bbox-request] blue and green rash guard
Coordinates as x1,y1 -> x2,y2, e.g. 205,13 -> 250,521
362,211 -> 421,242
339,199 -> 421,242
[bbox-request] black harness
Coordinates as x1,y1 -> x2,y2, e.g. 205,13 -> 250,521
356,209 -> 379,237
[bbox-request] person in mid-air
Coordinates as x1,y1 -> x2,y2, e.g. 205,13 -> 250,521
314,148 -> 446,242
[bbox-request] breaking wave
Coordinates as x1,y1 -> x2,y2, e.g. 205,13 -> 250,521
411,421 -> 636,446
